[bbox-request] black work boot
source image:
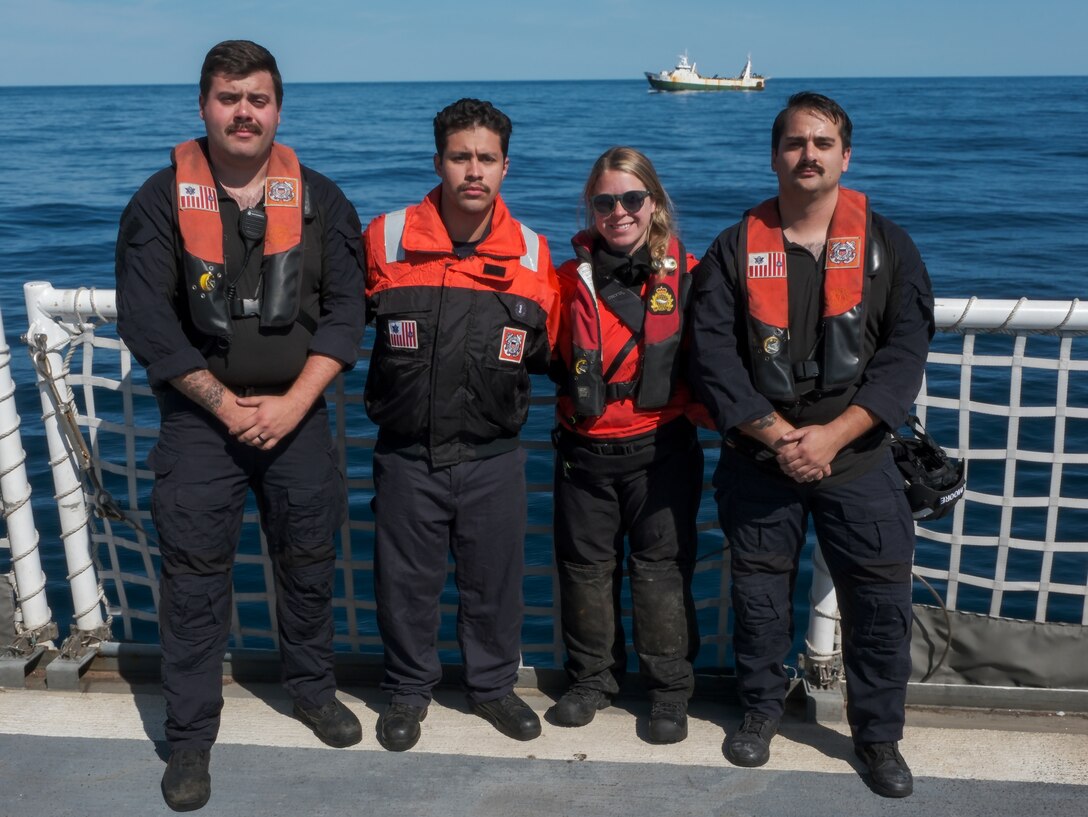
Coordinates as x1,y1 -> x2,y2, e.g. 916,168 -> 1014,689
293,697 -> 362,748
472,692 -> 542,740
161,748 -> 211,812
377,702 -> 428,751
855,741 -> 914,798
724,712 -> 779,767
648,700 -> 688,744
554,685 -> 611,727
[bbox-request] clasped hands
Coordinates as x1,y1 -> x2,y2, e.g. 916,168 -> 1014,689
223,393 -> 308,450
772,424 -> 837,483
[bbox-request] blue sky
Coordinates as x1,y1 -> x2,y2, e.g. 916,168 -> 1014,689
1,0 -> 1084,85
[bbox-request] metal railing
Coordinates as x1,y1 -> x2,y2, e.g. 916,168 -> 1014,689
3,285 -> 1087,694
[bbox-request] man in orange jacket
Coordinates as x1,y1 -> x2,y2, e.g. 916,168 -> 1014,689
362,98 -> 560,751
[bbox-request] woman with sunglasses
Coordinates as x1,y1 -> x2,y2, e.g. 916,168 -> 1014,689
550,146 -> 704,743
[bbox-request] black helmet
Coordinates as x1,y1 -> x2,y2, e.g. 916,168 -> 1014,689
889,415 -> 966,521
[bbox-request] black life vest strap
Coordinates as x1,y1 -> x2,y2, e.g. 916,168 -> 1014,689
602,333 -> 640,381
595,275 -> 645,334
599,320 -> 643,403
605,380 -> 638,401
793,360 -> 821,380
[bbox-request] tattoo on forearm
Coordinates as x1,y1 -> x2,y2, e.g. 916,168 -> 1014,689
751,413 -> 777,430
195,379 -> 224,412
179,371 -> 225,413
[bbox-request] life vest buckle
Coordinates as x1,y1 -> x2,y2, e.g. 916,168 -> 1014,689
229,298 -> 261,318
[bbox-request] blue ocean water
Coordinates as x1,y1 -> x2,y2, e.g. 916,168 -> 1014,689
2,77 -> 1087,654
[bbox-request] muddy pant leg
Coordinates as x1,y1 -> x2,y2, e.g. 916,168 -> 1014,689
813,451 -> 915,744
150,409 -> 247,750
556,560 -> 624,695
372,449 -> 453,707
450,448 -> 528,705
625,435 -> 703,702
256,406 -> 343,709
715,450 -> 806,720
553,452 -> 626,693
629,558 -> 693,702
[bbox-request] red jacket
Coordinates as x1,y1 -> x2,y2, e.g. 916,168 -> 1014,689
555,234 -> 705,439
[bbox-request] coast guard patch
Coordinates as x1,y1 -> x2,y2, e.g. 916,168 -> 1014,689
826,237 -> 860,268
648,285 -> 676,314
387,319 -> 418,350
178,183 -> 218,212
265,177 -> 299,207
499,327 -> 527,363
748,252 -> 786,279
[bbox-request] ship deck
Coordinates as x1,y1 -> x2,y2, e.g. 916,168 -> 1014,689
3,676 -> 1086,817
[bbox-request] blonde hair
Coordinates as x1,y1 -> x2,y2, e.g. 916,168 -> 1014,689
583,146 -> 676,266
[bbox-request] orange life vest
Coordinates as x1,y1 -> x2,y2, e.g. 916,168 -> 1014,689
742,187 -> 869,402
173,138 -> 305,340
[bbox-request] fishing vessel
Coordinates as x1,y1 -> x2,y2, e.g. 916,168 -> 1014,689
645,52 -> 767,91
2,286 -> 1088,814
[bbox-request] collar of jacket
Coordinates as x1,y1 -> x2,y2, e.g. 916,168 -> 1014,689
401,186 -> 528,260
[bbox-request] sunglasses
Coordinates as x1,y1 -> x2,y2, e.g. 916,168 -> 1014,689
591,190 -> 652,215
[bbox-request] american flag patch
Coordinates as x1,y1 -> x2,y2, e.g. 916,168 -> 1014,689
748,252 -> 787,279
178,183 -> 219,212
387,319 -> 418,350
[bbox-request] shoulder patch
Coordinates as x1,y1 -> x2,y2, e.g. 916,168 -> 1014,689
178,183 -> 218,212
499,327 -> 527,363
387,319 -> 418,350
747,252 -> 786,279
826,237 -> 860,268
265,177 -> 300,207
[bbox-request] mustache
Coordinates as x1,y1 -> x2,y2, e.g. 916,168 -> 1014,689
226,122 -> 263,135
458,182 -> 490,193
796,161 -> 822,173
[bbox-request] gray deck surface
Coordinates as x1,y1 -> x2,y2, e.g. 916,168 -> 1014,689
3,683 -> 1087,817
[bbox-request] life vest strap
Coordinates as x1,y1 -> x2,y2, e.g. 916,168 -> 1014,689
605,381 -> 638,402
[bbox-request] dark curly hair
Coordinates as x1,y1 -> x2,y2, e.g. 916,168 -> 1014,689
433,98 -> 512,157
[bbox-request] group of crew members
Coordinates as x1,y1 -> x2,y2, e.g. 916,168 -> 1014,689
114,40 -> 934,813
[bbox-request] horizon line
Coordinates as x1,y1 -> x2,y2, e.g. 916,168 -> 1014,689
2,73 -> 1086,90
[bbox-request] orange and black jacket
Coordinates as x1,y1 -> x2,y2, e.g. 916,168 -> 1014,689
363,188 -> 560,467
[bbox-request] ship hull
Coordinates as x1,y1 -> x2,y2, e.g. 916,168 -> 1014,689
645,72 -> 765,92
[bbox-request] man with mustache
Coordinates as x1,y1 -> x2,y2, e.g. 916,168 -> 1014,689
362,98 -> 560,751
688,92 -> 934,798
115,40 -> 365,811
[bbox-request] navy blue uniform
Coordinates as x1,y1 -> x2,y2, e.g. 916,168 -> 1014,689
116,158 -> 364,750
363,193 -> 559,707
689,210 -> 934,743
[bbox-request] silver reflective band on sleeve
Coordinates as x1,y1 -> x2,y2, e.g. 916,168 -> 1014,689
575,261 -> 596,301
384,208 -> 408,264
519,224 -> 539,271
